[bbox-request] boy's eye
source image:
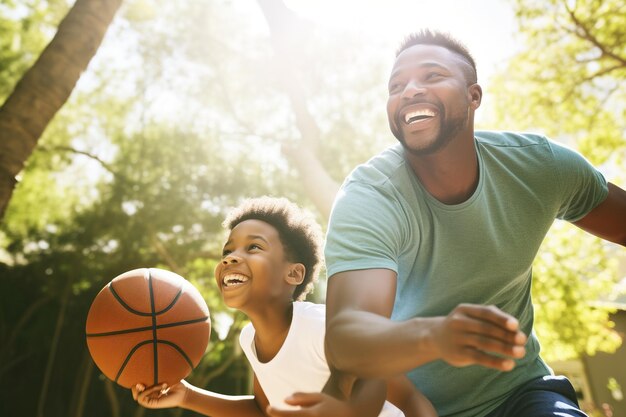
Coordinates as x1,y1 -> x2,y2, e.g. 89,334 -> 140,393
248,243 -> 261,251
388,82 -> 402,93
221,249 -> 232,257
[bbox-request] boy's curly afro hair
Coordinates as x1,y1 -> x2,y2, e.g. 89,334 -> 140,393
223,197 -> 323,301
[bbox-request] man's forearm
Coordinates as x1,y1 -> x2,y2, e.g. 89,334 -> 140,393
326,309 -> 439,378
349,378 -> 387,417
322,369 -> 388,417
327,303 -> 528,377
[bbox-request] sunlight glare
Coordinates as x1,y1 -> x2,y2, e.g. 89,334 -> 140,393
284,0 -> 519,83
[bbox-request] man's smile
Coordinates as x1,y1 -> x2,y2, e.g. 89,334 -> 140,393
399,103 -> 440,127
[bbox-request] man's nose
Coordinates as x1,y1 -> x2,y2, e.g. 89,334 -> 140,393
401,80 -> 426,99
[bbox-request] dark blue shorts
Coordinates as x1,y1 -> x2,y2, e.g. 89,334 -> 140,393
485,375 -> 588,417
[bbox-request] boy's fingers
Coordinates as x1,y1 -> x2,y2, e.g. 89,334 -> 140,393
131,383 -> 145,400
137,383 -> 166,400
284,392 -> 323,406
266,405 -> 308,417
266,393 -> 325,416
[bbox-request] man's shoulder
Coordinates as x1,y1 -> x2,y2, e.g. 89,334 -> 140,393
475,130 -> 550,148
347,144 -> 406,187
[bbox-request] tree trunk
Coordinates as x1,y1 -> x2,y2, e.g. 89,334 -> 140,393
0,0 -> 123,220
37,279 -> 71,417
257,0 -> 339,219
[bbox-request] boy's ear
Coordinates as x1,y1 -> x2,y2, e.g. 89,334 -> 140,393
285,263 -> 305,286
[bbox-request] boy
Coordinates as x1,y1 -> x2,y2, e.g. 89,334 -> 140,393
133,196 -> 436,417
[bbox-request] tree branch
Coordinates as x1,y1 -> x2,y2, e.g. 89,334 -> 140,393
564,2 -> 626,67
150,234 -> 182,274
256,0 -> 339,218
39,144 -> 118,176
561,64 -> 625,103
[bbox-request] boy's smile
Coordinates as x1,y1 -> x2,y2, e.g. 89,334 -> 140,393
222,273 -> 250,289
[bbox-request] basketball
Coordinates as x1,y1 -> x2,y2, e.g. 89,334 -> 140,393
85,268 -> 211,388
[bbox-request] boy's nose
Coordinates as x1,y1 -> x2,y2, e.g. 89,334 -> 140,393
222,254 -> 240,264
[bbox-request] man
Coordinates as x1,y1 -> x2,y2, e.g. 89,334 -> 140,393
318,29 -> 626,417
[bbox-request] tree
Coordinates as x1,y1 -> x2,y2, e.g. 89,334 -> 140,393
483,0 -> 626,360
487,0 -> 625,165
0,1 -> 348,414
0,0 -> 428,415
0,0 -> 123,220
257,0 -> 339,218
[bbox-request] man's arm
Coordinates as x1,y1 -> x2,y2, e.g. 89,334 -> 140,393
386,375 -> 437,417
324,268 -> 527,378
573,182 -> 626,246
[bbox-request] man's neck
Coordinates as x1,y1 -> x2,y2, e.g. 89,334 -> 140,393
405,134 -> 479,205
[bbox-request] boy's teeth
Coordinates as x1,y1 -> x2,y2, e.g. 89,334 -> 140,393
223,274 -> 249,287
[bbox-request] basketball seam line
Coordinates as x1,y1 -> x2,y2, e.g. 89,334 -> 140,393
86,316 -> 209,337
108,283 -> 184,316
148,269 -> 159,387
114,340 -> 195,384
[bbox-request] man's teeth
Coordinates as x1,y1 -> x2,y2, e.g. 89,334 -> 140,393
223,274 -> 249,287
405,109 -> 435,124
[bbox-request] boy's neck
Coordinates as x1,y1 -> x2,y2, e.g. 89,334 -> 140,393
248,302 -> 295,363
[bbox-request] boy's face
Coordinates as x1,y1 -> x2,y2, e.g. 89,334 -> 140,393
214,219 -> 296,311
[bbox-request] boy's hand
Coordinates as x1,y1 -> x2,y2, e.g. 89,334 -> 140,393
431,304 -> 527,371
266,392 -> 357,417
132,380 -> 188,409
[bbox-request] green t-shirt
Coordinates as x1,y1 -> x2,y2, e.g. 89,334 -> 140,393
325,131 -> 608,417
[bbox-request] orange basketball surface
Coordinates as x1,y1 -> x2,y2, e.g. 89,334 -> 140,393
85,268 -> 211,388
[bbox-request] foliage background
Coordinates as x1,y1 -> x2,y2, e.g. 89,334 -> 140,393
0,0 -> 624,416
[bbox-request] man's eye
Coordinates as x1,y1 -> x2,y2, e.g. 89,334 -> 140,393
426,72 -> 443,80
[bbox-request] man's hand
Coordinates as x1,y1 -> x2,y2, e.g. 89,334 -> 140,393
429,303 -> 527,371
266,392 -> 356,417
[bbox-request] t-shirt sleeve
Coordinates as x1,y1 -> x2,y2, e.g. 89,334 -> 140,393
550,140 -> 609,222
324,181 -> 406,278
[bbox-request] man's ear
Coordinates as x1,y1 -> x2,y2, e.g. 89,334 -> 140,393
468,83 -> 482,110
285,263 -> 305,285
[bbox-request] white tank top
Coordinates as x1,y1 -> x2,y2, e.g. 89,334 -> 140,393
239,301 -> 404,416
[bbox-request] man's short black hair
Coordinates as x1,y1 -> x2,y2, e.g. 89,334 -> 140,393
223,196 -> 323,301
397,29 -> 477,84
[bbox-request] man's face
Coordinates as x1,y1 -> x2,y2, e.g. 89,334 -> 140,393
386,44 -> 477,156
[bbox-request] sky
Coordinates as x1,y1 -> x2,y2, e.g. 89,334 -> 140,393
81,0 -> 524,128
283,0 -> 521,84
